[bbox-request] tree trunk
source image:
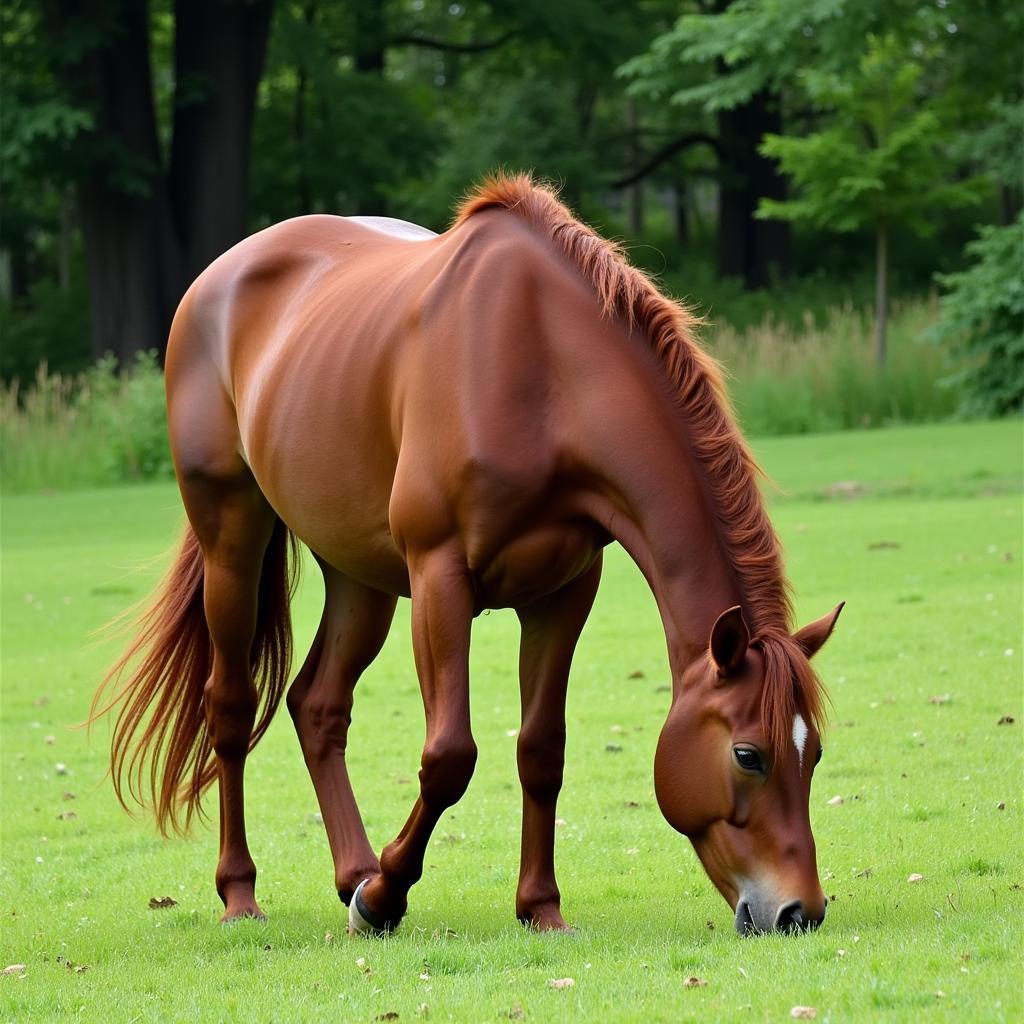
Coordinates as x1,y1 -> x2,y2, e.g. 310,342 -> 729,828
43,0 -> 274,362
44,0 -> 178,361
716,89 -> 791,289
874,222 -> 888,366
170,0 -> 275,287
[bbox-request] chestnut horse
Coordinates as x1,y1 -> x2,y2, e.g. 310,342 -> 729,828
94,175 -> 843,936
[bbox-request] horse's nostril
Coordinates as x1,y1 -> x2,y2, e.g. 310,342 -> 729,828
774,900 -> 805,933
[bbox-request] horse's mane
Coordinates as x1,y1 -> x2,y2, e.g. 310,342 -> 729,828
454,173 -> 826,754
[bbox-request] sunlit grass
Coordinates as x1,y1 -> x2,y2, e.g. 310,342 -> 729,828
1,421 -> 1021,1021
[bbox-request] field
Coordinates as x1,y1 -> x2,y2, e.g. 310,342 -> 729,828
1,420 -> 1021,1022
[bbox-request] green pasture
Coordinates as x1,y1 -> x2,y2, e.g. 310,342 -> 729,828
1,420 -> 1021,1022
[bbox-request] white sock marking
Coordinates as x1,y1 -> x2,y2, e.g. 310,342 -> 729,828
792,713 -> 808,773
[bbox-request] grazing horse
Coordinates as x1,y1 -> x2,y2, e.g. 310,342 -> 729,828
93,175 -> 843,936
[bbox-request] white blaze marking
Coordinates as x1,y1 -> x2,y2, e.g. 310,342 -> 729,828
792,713 -> 808,773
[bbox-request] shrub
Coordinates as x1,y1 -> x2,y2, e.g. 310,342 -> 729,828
928,215 -> 1024,417
0,352 -> 172,492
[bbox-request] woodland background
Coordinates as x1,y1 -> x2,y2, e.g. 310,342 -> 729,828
1,0 -> 1021,488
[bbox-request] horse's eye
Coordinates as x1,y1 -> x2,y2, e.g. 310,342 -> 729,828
733,747 -> 764,774
815,746 -> 823,765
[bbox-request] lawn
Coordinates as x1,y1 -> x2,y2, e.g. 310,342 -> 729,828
1,420 -> 1021,1022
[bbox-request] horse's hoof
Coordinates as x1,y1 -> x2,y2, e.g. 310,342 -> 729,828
219,904 -> 266,923
347,878 -> 398,936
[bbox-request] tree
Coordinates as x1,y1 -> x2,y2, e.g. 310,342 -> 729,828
37,0 -> 274,362
929,215 -> 1024,416
757,35 -> 984,363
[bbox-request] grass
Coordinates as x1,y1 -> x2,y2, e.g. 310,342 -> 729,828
1,420 -> 1022,1022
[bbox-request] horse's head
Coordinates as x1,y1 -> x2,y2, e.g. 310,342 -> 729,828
654,603 -> 843,935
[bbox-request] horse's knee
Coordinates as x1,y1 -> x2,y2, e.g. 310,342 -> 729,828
204,676 -> 258,757
287,680 -> 353,760
517,725 -> 565,803
419,734 -> 477,807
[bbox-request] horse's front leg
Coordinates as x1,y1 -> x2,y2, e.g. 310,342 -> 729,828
349,545 -> 476,934
514,554 -> 602,931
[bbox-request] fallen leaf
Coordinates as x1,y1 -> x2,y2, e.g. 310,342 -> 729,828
62,792 -> 76,801
33,696 -> 50,707
855,867 -> 872,878
1001,552 -> 1013,562
790,1008 -> 817,1020
928,694 -> 951,705
45,735 -> 55,745
682,976 -> 707,988
548,977 -> 575,990
56,811 -> 77,821
827,795 -> 844,806
624,801 -> 640,809
908,873 -> 924,883
3,965 -> 26,975
507,1003 -> 525,1020
997,715 -> 1015,725
868,541 -> 901,550
627,670 -> 645,679
148,896 -> 178,910
997,801 -> 1006,810
605,744 -> 622,754
324,932 -> 333,943
376,1014 -> 399,1021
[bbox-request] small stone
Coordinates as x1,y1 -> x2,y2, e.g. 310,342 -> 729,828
837,949 -> 846,957
324,931 -> 333,943
827,795 -> 844,806
997,802 -> 1006,811
790,1008 -> 817,1020
3,965 -> 26,975
682,976 -> 707,988
548,977 -> 575,990
928,694 -> 951,705
44,735 -> 55,745
605,743 -> 622,753
56,811 -> 77,821
55,763 -> 67,775
908,873 -> 924,883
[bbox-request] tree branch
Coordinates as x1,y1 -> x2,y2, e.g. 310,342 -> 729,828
388,29 -> 517,54
610,132 -> 724,189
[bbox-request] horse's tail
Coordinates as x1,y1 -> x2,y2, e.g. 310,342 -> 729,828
89,520 -> 298,836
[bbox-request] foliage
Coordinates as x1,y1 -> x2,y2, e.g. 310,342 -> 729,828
2,422 -> 1021,1020
929,216 -> 1024,416
0,271 -> 91,381
0,352 -> 172,492
756,36 -> 984,236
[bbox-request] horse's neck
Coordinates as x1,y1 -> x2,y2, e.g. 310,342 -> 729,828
561,321 -> 746,672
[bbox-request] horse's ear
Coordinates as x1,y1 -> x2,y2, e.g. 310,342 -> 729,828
710,606 -> 749,677
794,602 -> 845,658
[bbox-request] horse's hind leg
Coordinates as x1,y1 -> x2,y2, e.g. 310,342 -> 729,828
514,554 -> 602,931
287,567 -> 397,905
180,471 -> 279,922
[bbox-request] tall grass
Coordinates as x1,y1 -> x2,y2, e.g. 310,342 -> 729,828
707,298 -> 962,436
1,302 -> 962,493
0,353 -> 172,494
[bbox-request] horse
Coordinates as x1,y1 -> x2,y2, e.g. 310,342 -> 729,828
92,174 -> 843,937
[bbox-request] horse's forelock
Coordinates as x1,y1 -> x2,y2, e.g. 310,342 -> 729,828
757,634 -> 829,762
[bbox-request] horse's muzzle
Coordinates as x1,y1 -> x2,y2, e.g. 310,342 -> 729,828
734,896 -> 826,936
